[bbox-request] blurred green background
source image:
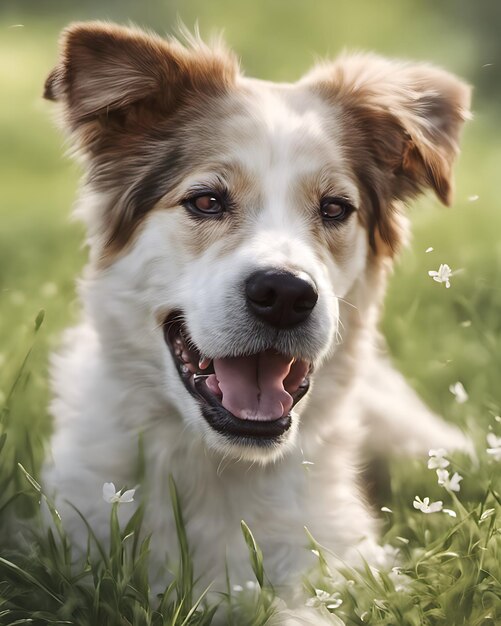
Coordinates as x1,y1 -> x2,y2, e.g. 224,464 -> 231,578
1,0 -> 500,462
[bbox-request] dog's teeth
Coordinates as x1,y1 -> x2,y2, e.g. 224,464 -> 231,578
198,356 -> 211,370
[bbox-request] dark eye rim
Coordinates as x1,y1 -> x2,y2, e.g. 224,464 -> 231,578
182,190 -> 227,218
320,196 -> 356,224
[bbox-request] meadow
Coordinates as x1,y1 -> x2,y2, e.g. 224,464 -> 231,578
1,1 -> 500,624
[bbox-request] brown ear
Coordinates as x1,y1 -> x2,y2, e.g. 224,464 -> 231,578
44,21 -> 238,142
303,54 -> 471,252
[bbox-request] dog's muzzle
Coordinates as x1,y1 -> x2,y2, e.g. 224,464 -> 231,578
163,270 -> 318,446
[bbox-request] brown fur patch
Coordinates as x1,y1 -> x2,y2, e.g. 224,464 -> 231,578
44,22 -> 240,264
302,54 -> 471,256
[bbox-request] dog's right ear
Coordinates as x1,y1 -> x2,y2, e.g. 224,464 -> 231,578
44,22 -> 237,148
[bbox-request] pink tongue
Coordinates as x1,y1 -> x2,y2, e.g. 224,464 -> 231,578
213,350 -> 296,421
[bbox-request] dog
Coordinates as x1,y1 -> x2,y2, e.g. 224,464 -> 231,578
42,21 -> 471,622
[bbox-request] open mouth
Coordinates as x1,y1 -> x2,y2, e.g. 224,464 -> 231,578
163,312 -> 311,445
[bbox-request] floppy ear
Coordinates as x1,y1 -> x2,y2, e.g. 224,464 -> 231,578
303,54 -> 471,252
44,21 -> 237,149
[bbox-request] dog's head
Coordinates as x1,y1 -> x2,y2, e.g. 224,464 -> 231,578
45,23 -> 470,462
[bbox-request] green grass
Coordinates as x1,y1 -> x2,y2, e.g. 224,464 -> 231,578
1,5 -> 501,624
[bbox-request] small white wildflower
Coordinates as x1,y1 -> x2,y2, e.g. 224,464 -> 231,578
428,263 -> 452,288
436,468 -> 449,486
480,508 -> 495,522
428,448 -> 450,470
232,584 -> 243,593
311,549 -> 320,557
306,589 -> 342,610
486,448 -> 501,461
448,472 -> 463,492
425,247 -> 434,253
327,598 -> 343,610
315,589 -> 331,602
413,495 -> 443,514
486,433 -> 501,461
245,580 -> 257,590
460,320 -> 472,328
102,482 -> 136,504
495,416 -> 501,423
436,469 -> 463,492
301,460 -> 314,466
449,382 -> 468,404
487,433 -> 501,447
443,508 -> 457,518
396,536 -> 409,544
381,506 -> 393,513
468,194 -> 479,202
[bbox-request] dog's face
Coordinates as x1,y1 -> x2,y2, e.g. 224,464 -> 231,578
46,23 -> 470,462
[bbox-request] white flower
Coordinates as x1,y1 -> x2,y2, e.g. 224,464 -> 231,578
245,580 -> 257,590
436,468 -> 449,486
428,263 -> 452,288
413,496 -> 443,514
449,382 -> 468,404
102,482 -> 136,504
443,508 -> 457,518
448,472 -> 463,492
381,506 -> 393,513
468,194 -> 479,202
327,598 -> 343,610
425,247 -> 434,253
232,584 -> 243,593
428,448 -> 450,470
301,460 -> 314,466
436,469 -> 463,492
486,433 -> 501,460
306,589 -> 342,609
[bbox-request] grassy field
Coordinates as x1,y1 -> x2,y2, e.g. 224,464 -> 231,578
1,3 -> 501,624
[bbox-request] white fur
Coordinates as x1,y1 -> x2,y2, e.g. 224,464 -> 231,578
43,70 -> 469,624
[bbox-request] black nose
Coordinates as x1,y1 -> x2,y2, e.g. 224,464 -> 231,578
245,269 -> 318,329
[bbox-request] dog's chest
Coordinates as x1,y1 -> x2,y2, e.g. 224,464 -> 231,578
144,446 -> 319,587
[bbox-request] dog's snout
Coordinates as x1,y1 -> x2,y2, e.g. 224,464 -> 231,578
245,269 -> 318,328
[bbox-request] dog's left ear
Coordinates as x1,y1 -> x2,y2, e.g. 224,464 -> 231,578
303,54 -> 471,252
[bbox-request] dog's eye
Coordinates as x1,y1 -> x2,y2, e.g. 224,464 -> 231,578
320,197 -> 354,223
184,193 -> 225,216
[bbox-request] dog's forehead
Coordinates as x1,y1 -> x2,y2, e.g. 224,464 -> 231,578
187,76 -> 358,203
212,78 -> 345,168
